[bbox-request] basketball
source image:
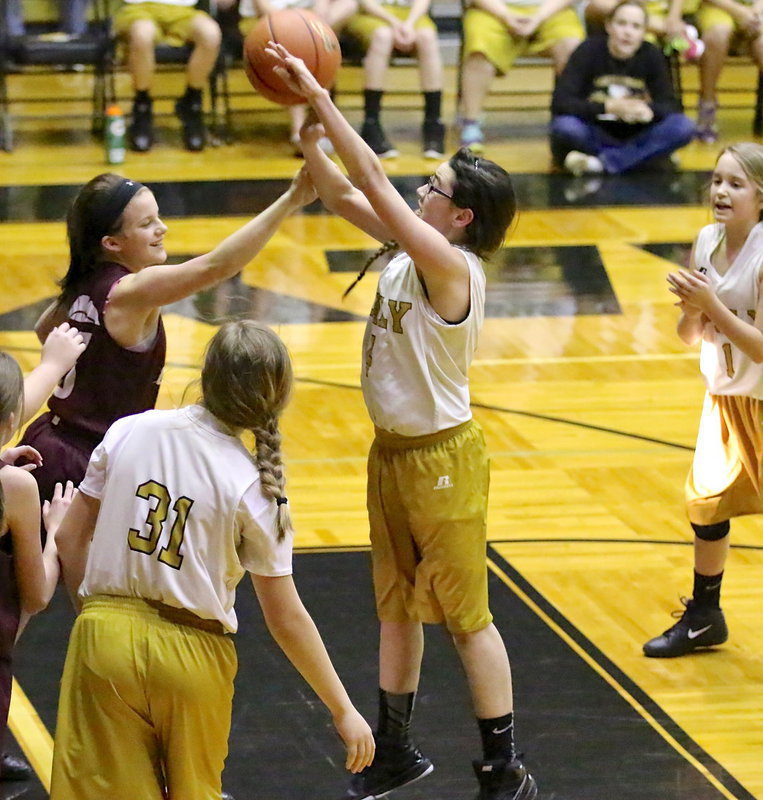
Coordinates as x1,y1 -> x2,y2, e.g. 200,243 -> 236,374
243,9 -> 342,106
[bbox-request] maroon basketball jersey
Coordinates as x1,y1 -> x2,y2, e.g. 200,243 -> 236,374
47,262 -> 167,440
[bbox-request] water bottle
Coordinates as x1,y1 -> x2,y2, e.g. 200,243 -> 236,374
105,104 -> 126,165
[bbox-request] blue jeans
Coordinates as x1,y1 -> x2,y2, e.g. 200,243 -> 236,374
550,113 -> 696,174
4,0 -> 90,36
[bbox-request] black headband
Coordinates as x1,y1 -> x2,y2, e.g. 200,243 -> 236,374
91,178 -> 145,238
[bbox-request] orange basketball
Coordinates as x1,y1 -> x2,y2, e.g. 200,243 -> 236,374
243,9 -> 342,106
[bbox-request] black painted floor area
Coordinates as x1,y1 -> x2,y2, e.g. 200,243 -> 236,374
8,548 -> 750,800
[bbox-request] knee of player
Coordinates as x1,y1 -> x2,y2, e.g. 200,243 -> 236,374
691,520 -> 730,541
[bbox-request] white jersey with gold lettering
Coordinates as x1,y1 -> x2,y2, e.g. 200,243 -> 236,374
695,221 -> 763,398
78,406 -> 293,633
360,248 -> 485,436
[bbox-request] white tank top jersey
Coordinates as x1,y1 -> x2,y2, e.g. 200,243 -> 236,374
694,221 -> 763,398
78,406 -> 293,633
360,248 -> 486,436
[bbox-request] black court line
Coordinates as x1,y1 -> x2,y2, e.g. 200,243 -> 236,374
12,550 -> 756,800
486,537 -> 763,552
295,375 -> 696,452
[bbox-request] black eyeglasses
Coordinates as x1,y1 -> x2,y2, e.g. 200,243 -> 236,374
426,177 -> 453,200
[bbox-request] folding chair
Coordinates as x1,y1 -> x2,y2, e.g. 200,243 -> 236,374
0,0 -> 115,151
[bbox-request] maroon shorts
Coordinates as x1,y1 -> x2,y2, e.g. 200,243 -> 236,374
18,413 -> 97,505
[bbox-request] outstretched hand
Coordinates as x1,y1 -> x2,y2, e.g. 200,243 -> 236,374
43,480 -> 77,539
266,42 -> 323,103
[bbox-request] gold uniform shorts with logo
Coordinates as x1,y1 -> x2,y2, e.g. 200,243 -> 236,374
343,6 -> 437,49
114,2 -> 211,46
367,419 -> 492,635
686,393 -> 763,525
462,4 -> 584,75
50,596 -> 237,800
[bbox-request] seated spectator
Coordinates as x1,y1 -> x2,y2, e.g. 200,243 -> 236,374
586,0 -> 702,47
458,0 -> 584,152
4,0 -> 90,38
342,0 -> 445,158
114,0 -> 233,153
238,0 -> 357,156
694,0 -> 763,142
550,0 -> 695,174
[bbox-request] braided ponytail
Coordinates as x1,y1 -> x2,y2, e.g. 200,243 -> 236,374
343,240 -> 399,298
201,321 -> 295,541
251,419 -> 292,541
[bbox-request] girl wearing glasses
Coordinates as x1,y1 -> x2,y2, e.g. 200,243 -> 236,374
268,44 -> 537,800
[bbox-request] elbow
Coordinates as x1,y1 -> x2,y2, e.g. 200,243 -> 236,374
21,594 -> 47,616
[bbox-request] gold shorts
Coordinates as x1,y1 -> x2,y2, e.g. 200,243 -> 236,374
50,596 -> 237,800
114,2 -> 210,46
462,5 -> 584,75
367,419 -> 493,634
343,5 -> 437,50
695,3 -> 747,33
686,393 -> 763,525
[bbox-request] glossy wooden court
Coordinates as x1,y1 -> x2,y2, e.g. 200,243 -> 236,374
1,61 -> 762,800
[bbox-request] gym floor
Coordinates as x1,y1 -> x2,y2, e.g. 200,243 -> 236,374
0,71 -> 761,799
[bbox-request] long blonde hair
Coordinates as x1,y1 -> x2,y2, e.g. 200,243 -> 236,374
201,321 -> 294,540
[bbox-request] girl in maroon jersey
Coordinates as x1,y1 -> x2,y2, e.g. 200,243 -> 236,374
19,170 -> 315,507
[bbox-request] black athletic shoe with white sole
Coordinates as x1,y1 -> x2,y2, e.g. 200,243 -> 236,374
472,758 -> 538,800
360,119 -> 399,159
643,597 -> 728,658
341,737 -> 433,799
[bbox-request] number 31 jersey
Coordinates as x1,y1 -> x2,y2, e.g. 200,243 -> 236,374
78,405 -> 293,633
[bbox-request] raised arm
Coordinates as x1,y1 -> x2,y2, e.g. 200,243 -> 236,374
251,573 -> 375,773
107,169 -> 316,314
301,122 -> 391,242
22,323 -> 86,424
278,49 -> 469,287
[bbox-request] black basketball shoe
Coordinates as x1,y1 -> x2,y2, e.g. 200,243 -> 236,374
128,97 -> 153,152
360,119 -> 398,159
643,598 -> 728,658
175,94 -> 206,152
422,120 -> 445,159
472,758 -> 538,800
0,752 -> 32,781
341,737 -> 433,799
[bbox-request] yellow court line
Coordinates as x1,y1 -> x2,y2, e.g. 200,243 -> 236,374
487,558 -> 742,800
8,677 -> 53,792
